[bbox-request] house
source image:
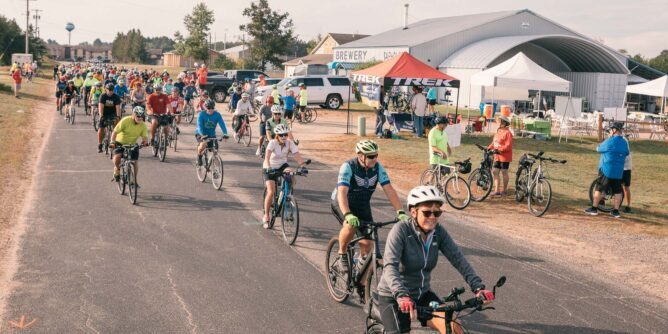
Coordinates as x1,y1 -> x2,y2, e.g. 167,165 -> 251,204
47,43 -> 112,61
282,33 -> 369,77
163,49 -> 221,68
218,45 -> 249,62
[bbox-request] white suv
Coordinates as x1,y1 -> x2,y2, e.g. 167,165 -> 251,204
256,75 -> 352,109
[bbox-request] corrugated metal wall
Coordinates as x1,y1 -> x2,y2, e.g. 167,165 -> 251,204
555,72 -> 626,110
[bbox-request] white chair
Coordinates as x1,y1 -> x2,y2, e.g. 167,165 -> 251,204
649,122 -> 667,141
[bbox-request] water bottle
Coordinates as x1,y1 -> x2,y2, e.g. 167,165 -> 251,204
352,258 -> 359,277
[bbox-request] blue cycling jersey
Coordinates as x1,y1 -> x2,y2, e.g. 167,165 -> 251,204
337,158 -> 391,203
114,85 -> 129,98
196,110 -> 228,138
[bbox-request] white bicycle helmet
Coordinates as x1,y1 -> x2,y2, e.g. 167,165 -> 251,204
274,124 -> 290,135
407,185 -> 445,209
271,105 -> 283,114
355,140 -> 379,155
241,92 -> 250,98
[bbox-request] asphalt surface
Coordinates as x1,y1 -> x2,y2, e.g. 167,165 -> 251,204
1,106 -> 668,333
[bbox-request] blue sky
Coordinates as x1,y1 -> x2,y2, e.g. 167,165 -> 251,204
4,0 -> 667,57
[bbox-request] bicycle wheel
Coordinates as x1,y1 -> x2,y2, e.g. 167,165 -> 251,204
363,258 -> 383,305
469,168 -> 493,202
589,179 -> 622,213
325,236 -> 351,303
308,108 -> 317,123
243,124 -> 252,146
419,169 -> 436,186
444,176 -> 471,210
69,107 -> 76,125
515,167 -> 529,202
93,112 -> 99,131
186,108 -> 194,124
128,162 -> 138,205
196,151 -> 209,182
103,138 -> 109,156
172,127 -> 178,152
302,109 -> 312,123
117,167 -> 126,195
281,195 -> 300,245
211,155 -> 224,190
528,178 -> 552,217
158,131 -> 167,162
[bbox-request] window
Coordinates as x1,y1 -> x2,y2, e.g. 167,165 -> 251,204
327,78 -> 351,86
304,78 -> 324,87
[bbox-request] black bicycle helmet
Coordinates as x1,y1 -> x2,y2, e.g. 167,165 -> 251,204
105,83 -> 115,90
458,161 -> 472,174
205,100 -> 216,109
435,116 -> 449,124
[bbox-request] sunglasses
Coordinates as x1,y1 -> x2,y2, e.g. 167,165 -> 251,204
278,134 -> 288,137
421,210 -> 443,218
365,154 -> 378,160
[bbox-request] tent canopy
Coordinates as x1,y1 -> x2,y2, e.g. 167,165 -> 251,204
352,52 -> 459,88
470,52 -> 571,93
625,75 -> 668,97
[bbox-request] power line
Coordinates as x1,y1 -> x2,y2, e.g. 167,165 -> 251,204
32,9 -> 42,38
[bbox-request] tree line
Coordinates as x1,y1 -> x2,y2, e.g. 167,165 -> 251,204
0,15 -> 47,65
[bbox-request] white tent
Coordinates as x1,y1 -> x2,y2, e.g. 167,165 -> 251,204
471,52 -> 571,93
625,75 -> 668,97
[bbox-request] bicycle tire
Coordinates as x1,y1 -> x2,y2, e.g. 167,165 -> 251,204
419,169 -> 436,186
268,190 -> 278,229
69,107 -> 76,125
363,259 -> 383,305
196,151 -> 209,182
260,140 -> 268,159
528,178 -> 552,217
158,131 -> 167,162
325,236 -> 351,303
589,179 -> 622,213
248,113 -> 258,122
211,155 -> 224,190
172,127 -> 178,152
444,176 -> 471,210
515,167 -> 529,202
309,108 -> 317,122
366,323 -> 384,334
243,124 -> 252,146
281,195 -> 300,245
117,166 -> 126,195
469,168 -> 493,202
185,105 -> 194,124
93,112 -> 99,131
128,163 -> 138,205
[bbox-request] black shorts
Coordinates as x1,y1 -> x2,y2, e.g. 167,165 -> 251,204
263,163 -> 289,183
595,171 -> 623,195
149,114 -> 173,126
99,114 -> 117,128
195,134 -> 218,149
493,161 -> 510,170
113,144 -> 140,160
299,105 -> 306,112
284,109 -> 294,119
378,291 -> 441,333
55,91 -> 63,98
331,196 -> 373,229
428,99 -> 437,106
622,170 -> 631,187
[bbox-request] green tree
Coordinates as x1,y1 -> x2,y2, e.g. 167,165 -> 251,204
173,3 -> 215,61
0,16 -> 47,65
145,36 -> 175,51
240,0 -> 295,70
212,54 -> 236,70
648,50 -> 668,74
353,60 -> 382,71
111,29 -> 148,63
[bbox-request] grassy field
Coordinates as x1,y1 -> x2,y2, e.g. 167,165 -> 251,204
326,130 -> 668,228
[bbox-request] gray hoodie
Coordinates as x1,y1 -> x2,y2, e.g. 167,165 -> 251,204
377,220 -> 484,300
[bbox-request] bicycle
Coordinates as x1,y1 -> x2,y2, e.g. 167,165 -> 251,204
365,276 -> 506,334
515,152 -> 567,217
151,115 -> 172,162
391,92 -> 412,112
325,217 -> 398,304
65,97 -> 77,125
101,119 -> 116,159
588,174 -> 624,213
468,143 -> 497,202
182,99 -> 195,124
169,114 -> 180,152
115,143 -> 143,205
92,103 -> 100,131
196,136 -> 228,190
420,155 -> 472,210
234,115 -> 252,146
263,160 -> 311,245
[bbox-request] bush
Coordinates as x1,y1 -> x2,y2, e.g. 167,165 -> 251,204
0,82 -> 13,93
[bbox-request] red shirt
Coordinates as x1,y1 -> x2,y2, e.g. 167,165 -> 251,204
147,93 -> 170,115
12,70 -> 22,84
169,95 -> 183,113
197,68 -> 208,85
488,127 -> 513,162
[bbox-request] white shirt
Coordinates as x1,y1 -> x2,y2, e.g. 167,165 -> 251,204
235,99 -> 253,116
623,137 -> 633,171
411,94 -> 427,117
265,139 -> 298,169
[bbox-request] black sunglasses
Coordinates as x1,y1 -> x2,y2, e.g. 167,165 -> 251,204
421,210 -> 443,218
365,154 -> 378,160
278,134 -> 288,137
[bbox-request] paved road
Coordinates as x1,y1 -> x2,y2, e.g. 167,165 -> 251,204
1,106 -> 667,333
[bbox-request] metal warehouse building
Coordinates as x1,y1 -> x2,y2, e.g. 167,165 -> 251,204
333,9 -> 664,111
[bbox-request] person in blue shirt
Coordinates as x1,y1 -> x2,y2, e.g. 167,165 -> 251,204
281,88 -> 297,125
196,100 -> 228,166
426,86 -> 437,113
114,80 -> 129,99
585,122 -> 629,218
183,80 -> 198,104
174,77 -> 186,97
229,87 -> 242,113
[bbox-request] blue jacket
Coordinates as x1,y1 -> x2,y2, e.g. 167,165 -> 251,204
196,110 -> 228,138
597,135 -> 629,179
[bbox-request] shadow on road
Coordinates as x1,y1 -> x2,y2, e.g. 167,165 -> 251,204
465,317 -> 629,334
136,192 -> 237,211
460,246 -> 544,263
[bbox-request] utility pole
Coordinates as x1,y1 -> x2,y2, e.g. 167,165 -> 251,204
25,0 -> 37,54
32,9 -> 42,38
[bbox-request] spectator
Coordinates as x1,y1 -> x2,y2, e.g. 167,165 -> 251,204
622,135 -> 633,213
375,86 -> 387,137
489,115 -> 513,196
197,64 -> 208,88
585,122 -> 629,218
410,86 -> 427,138
427,86 -> 437,113
12,69 -> 22,98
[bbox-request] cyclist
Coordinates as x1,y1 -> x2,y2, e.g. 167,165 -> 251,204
265,106 -> 295,142
163,78 -> 175,95
271,84 -> 280,105
183,80 -> 198,107
233,92 -> 253,141
146,85 -> 174,147
256,96 -> 274,156
174,77 -> 186,96
73,74 -> 84,104
89,82 -> 103,112
63,80 -> 78,120
197,90 -> 212,111
130,82 -> 147,107
376,185 -> 494,334
55,76 -> 67,112
489,115 -> 513,196
98,83 -> 122,153
195,100 -> 229,166
585,122 -> 629,218
331,140 -> 408,274
428,116 -> 452,174
262,124 -> 308,228
169,88 -> 184,134
296,83 -> 308,121
229,87 -> 242,113
114,79 -> 130,110
109,106 -> 149,182
281,88 -> 297,125
82,72 -> 98,113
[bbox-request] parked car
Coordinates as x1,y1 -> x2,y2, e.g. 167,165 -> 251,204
256,75 -> 352,109
192,70 -> 268,103
252,78 -> 282,87
223,70 -> 269,82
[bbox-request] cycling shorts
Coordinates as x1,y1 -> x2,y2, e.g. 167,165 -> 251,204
259,122 -> 267,136
493,161 -> 510,170
113,143 -> 139,160
149,114 -> 173,126
377,291 -> 441,334
99,115 -> 117,129
263,163 -> 289,183
284,109 -> 294,119
195,134 -> 218,149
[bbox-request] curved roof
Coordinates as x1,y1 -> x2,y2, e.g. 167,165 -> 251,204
439,35 -> 629,74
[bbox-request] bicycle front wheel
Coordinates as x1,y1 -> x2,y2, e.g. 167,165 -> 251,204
515,167 -> 529,202
196,152 -> 209,182
444,176 -> 471,210
325,236 -> 350,303
363,258 -> 383,305
419,169 -> 436,186
158,132 -> 167,162
281,195 -> 300,245
243,124 -> 252,146
92,112 -> 99,131
69,107 -> 76,125
469,168 -> 493,202
128,163 -> 138,205
589,179 -> 622,213
528,178 -> 552,217
211,155 -> 224,190
186,106 -> 194,124
117,168 -> 126,195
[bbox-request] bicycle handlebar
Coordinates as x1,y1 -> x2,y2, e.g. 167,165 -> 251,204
528,152 -> 566,164
475,143 -> 499,154
358,219 -> 399,228
417,276 -> 506,315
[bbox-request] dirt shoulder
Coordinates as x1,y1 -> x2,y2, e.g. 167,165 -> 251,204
291,108 -> 668,303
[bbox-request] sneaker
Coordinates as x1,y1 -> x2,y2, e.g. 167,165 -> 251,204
611,209 -> 621,218
337,253 -> 350,275
623,206 -> 632,213
255,148 -> 261,156
263,222 -> 270,229
584,207 -> 598,216
176,127 -> 181,135
113,174 -> 120,182
98,144 -> 103,153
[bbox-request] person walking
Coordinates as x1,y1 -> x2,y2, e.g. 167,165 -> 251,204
375,86 -> 387,137
411,86 -> 427,138
11,68 -> 22,99
489,115 -> 513,196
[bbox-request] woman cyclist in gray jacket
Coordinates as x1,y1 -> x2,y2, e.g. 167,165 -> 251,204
376,185 -> 494,333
